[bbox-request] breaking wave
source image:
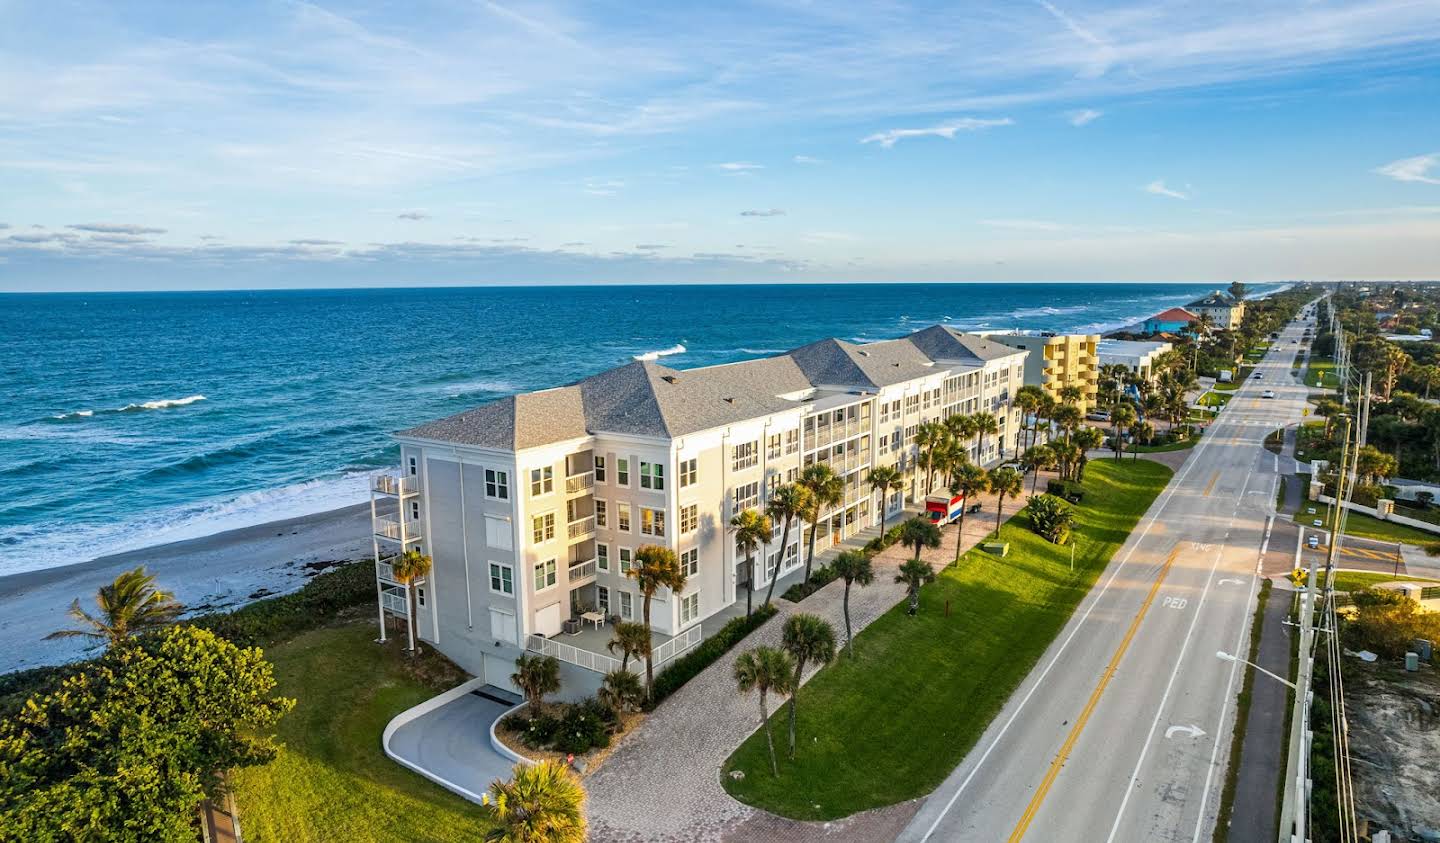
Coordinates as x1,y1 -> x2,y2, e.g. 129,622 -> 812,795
633,343 -> 686,361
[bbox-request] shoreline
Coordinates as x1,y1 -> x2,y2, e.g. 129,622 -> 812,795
0,503 -> 373,675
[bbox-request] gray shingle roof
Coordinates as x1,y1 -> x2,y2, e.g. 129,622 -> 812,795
398,386 -> 588,450
1187,291 -> 1238,308
905,325 -> 1024,363
788,336 -> 936,388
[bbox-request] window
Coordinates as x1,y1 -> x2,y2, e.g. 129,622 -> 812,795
785,429 -> 799,454
594,455 -> 607,483
485,469 -> 509,500
905,395 -> 920,414
879,432 -> 891,455
530,466 -> 553,496
597,543 -> 610,571
640,507 -> 665,537
680,547 -> 699,577
488,562 -> 514,595
617,458 -> 630,486
680,504 -> 698,534
416,587 -> 426,608
617,503 -> 631,533
597,586 -> 610,614
681,593 -> 699,625
532,512 -> 555,543
879,402 -> 890,423
408,456 -> 418,476
640,461 -> 665,490
679,458 -> 697,487
619,591 -> 634,620
732,481 -> 760,513
619,547 -> 633,574
767,433 -> 783,460
410,500 -> 421,521
732,441 -> 758,471
595,499 -> 608,528
533,559 -> 557,591
485,515 -> 512,550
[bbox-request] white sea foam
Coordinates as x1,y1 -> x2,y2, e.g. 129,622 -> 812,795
117,394 -> 207,412
51,409 -> 95,420
0,473 -> 372,576
632,343 -> 686,361
438,379 -> 519,397
1006,304 -> 1090,319
738,348 -> 785,354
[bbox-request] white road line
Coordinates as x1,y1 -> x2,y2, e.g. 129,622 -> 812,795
915,391 -> 1242,841
1104,472 -> 1254,842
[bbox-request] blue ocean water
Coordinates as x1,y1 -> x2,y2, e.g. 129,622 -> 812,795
0,282 -> 1244,575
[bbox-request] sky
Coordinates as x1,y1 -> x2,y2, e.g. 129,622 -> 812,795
2,0 -> 1440,291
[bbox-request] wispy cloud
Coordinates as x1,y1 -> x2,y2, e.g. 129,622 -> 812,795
68,223 -> 166,235
1067,108 -> 1102,126
740,208 -> 786,217
289,238 -> 344,247
714,162 -> 763,172
793,155 -> 824,165
635,243 -> 668,250
861,118 -> 1013,148
1375,153 -> 1440,185
1144,180 -> 1189,200
396,211 -> 430,220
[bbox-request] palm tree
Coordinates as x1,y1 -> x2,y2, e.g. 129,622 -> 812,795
915,420 -> 946,493
1073,426 -> 1104,482
598,669 -> 645,714
390,548 -> 433,656
1052,404 -> 1083,442
733,646 -> 796,776
1109,403 -> 1137,461
1035,394 -> 1058,446
46,565 -> 183,649
895,558 -> 937,616
628,544 -> 687,697
946,413 -> 977,463
970,412 -> 1000,463
730,508 -> 772,618
799,463 -> 843,585
1131,419 -> 1154,455
950,463 -> 989,565
780,613 -> 837,757
1014,385 -> 1047,451
1020,444 -> 1053,496
510,654 -> 562,713
763,484 -> 811,607
1058,384 -> 1084,408
988,466 -> 1023,537
486,761 -> 586,843
898,516 -> 942,563
605,621 -> 650,671
867,465 -> 903,533
829,550 -> 874,656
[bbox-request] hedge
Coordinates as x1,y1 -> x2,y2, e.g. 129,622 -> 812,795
648,603 -> 779,708
781,564 -> 838,603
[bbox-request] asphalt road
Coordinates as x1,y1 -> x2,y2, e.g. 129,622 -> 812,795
899,306 -> 1318,843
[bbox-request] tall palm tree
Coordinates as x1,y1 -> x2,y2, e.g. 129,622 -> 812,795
945,413 -> 977,460
390,548 -> 433,656
730,508 -> 772,618
1052,404 -> 1083,442
895,558 -> 937,616
799,463 -> 844,585
605,621 -> 650,671
628,545 -> 687,697
1131,419 -> 1154,455
1073,426 -> 1104,482
950,463 -> 989,565
780,613 -> 836,757
969,412 -> 1000,464
1058,384 -> 1084,408
867,465 -> 903,533
1020,444 -> 1054,496
733,646 -> 796,776
46,565 -> 183,649
829,550 -> 874,656
763,484 -> 811,607
1109,403 -> 1137,461
988,467 -> 1023,537
510,654 -> 561,713
1035,394 -> 1058,446
914,420 -> 946,494
486,760 -> 586,843
898,516 -> 942,563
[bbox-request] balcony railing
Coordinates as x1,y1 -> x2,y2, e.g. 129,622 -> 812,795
374,517 -> 422,543
372,474 -> 418,497
807,417 -> 868,449
376,559 -> 398,582
652,625 -> 703,666
381,590 -> 409,616
568,558 -> 597,584
567,516 -> 596,541
565,471 -> 595,495
527,635 -> 620,674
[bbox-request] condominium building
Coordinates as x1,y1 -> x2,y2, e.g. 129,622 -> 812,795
367,326 -> 1026,695
1095,339 -> 1173,384
991,333 -> 1100,414
1186,291 -> 1246,329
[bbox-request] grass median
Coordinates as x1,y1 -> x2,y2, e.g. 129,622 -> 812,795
231,623 -> 497,842
721,458 -> 1173,820
1304,355 -> 1335,389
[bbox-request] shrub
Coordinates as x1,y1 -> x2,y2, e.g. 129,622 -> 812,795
649,604 -> 778,708
553,701 -> 612,755
1047,479 -> 1084,503
191,560 -> 376,647
1344,588 -> 1440,659
1026,494 -> 1076,545
521,712 -> 561,747
780,565 -> 838,602
863,525 -> 906,555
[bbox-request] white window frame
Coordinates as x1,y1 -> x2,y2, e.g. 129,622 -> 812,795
617,502 -> 632,533
484,468 -> 509,500
595,499 -> 608,528
596,542 -> 610,572
488,561 -> 514,596
640,461 -> 664,491
619,546 -> 633,574
680,592 -> 699,625
532,512 -> 555,544
530,466 -> 553,496
640,507 -> 665,537
678,458 -> 697,488
533,559 -> 557,592
597,585 -> 610,614
680,547 -> 698,577
594,455 -> 607,483
617,457 -> 631,487
680,504 -> 698,534
619,590 -> 634,620
408,456 -> 418,476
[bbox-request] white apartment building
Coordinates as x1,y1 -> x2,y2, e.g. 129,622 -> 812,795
368,326 -> 1026,694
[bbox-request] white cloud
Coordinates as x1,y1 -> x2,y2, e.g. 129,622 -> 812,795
1375,153 -> 1440,185
740,209 -> 786,217
861,118 -> 1013,148
1144,180 -> 1189,200
714,162 -> 763,171
793,155 -> 824,165
68,222 -> 166,235
1067,108 -> 1102,126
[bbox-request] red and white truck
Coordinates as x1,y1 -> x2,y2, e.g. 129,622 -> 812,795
925,493 -> 965,525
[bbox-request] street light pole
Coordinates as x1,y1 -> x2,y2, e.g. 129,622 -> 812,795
1216,650 -> 1296,689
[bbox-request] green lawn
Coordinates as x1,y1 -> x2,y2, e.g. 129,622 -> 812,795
1304,355 -> 1335,389
1213,380 -> 1240,392
1295,507 -> 1440,546
721,459 -> 1174,820
1131,433 -> 1201,453
1329,570 -> 1438,593
230,624 -> 497,842
1198,391 -> 1233,408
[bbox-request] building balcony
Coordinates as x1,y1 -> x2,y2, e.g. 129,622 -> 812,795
376,558 -> 398,583
381,588 -> 409,617
526,623 -> 702,676
567,515 -> 596,542
374,517 -> 422,544
565,470 -> 595,495
372,473 -> 419,498
567,557 -> 597,586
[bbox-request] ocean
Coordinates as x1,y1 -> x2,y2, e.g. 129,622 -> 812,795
0,282 -> 1246,575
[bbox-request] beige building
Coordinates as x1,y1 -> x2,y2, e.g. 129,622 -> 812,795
368,326 -> 1026,695
1095,339 -> 1173,384
992,333 -> 1100,413
1186,291 -> 1246,329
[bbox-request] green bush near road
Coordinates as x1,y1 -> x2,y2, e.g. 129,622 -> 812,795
1304,355 -> 1335,389
721,459 -> 1173,820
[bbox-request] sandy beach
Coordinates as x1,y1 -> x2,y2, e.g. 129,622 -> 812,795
0,504 -> 374,675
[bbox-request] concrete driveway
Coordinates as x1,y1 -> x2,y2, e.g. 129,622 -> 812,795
385,684 -> 523,803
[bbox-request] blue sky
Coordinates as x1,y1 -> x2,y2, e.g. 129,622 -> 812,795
2,0 -> 1439,291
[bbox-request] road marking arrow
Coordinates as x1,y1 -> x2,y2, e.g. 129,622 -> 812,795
1165,724 -> 1206,740
1218,578 -> 1244,586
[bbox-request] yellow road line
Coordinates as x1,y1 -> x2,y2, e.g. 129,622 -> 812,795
1007,546 -> 1182,842
1203,471 -> 1219,496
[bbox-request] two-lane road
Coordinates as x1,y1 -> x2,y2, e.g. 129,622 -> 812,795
900,307 -> 1317,843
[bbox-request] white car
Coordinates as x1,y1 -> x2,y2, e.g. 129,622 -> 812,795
1262,390 -> 1276,399
1307,535 -> 1320,549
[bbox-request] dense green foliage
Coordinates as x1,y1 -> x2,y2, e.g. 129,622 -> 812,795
1047,478 -> 1085,502
648,604 -> 778,708
1344,588 -> 1440,659
501,697 -> 618,755
781,563 -> 838,602
1026,493 -> 1076,544
486,760 -> 587,843
191,559 -> 377,647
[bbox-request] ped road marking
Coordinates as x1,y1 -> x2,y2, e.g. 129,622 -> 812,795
1005,547 -> 1182,843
